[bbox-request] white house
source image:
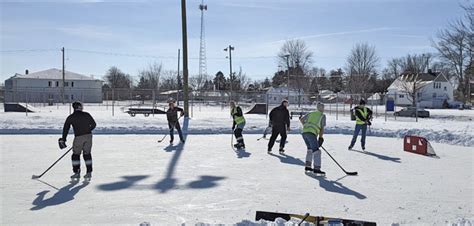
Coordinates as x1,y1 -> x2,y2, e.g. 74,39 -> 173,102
265,86 -> 307,104
4,68 -> 103,103
387,71 -> 454,108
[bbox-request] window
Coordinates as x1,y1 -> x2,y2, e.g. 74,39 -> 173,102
399,94 -> 404,98
444,86 -> 447,91
64,82 -> 69,87
71,82 -> 74,87
71,95 -> 74,100
48,81 -> 52,87
56,81 -> 59,87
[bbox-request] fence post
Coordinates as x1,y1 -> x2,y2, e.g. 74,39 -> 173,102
25,92 -> 28,117
152,89 -> 156,117
112,88 -> 115,117
336,92 -> 339,120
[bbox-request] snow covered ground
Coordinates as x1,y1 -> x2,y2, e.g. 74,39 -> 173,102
1,134 -> 472,225
1,103 -> 473,146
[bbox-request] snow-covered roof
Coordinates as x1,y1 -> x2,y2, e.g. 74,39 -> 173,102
388,71 -> 450,91
9,68 -> 98,81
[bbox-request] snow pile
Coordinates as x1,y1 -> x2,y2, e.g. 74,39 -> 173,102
1,104 -> 473,147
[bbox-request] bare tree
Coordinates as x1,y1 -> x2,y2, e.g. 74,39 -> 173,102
190,73 -> 208,92
277,39 -> 313,73
236,66 -> 252,91
433,3 -> 472,104
345,43 -> 379,94
160,70 -> 178,91
398,73 -> 427,107
138,62 -> 162,91
105,66 -> 132,89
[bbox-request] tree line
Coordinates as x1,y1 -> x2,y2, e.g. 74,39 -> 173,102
103,3 -> 472,104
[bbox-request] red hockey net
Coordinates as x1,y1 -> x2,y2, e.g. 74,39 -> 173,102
403,135 -> 436,156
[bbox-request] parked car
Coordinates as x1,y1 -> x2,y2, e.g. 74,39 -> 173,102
394,107 -> 430,118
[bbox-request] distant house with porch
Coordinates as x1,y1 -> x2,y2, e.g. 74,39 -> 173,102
386,71 -> 453,108
4,68 -> 103,103
265,86 -> 307,105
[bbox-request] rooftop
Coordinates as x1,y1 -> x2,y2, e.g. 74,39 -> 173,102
10,68 -> 99,81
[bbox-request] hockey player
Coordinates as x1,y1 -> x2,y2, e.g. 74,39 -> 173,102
267,100 -> 290,154
166,100 -> 185,144
348,99 -> 373,150
300,102 -> 326,175
59,101 -> 96,180
230,101 -> 246,149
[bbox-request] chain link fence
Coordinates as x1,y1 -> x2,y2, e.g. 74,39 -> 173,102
2,87 -> 413,121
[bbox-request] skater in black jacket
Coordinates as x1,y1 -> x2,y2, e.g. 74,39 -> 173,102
166,101 -> 185,144
59,101 -> 96,180
267,100 -> 290,154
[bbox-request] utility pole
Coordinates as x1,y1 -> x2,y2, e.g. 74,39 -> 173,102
177,49 -> 181,104
198,1 -> 208,85
61,47 -> 65,104
224,45 -> 234,100
181,0 -> 189,116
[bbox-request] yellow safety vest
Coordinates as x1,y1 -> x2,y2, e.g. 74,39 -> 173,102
302,111 -> 324,135
355,107 -> 368,125
231,107 -> 246,125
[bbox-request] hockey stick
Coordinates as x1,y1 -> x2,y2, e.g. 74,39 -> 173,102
320,146 -> 358,176
298,213 -> 310,226
32,147 -> 73,179
158,115 -> 184,143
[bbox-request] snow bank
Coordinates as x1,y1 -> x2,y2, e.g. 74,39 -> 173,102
1,104 -> 473,147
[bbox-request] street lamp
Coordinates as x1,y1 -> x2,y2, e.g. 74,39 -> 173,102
284,54 -> 290,101
224,45 -> 234,100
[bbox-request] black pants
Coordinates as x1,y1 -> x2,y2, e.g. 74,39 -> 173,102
268,125 -> 287,149
168,121 -> 184,142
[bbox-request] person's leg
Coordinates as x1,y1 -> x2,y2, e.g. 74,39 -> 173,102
361,124 -> 367,149
83,134 -> 93,173
312,136 -> 321,170
168,121 -> 175,142
279,127 -> 287,150
175,121 -> 184,142
349,124 -> 362,148
267,126 -> 279,150
71,137 -> 82,173
236,122 -> 245,146
302,133 -> 314,168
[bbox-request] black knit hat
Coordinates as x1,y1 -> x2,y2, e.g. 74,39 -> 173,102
359,99 -> 366,105
72,101 -> 83,110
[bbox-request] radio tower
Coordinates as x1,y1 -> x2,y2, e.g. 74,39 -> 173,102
198,0 -> 208,80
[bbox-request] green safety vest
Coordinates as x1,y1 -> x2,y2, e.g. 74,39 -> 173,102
302,111 -> 324,135
355,107 -> 368,125
231,107 -> 246,125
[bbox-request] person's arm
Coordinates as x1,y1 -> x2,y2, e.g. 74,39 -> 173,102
62,116 -> 71,141
367,108 -> 373,120
285,109 -> 290,128
299,114 -> 308,124
269,108 -> 275,122
88,113 -> 96,131
176,107 -> 185,116
319,115 -> 326,138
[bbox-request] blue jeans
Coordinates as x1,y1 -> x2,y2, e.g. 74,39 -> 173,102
350,124 -> 367,148
302,132 -> 321,169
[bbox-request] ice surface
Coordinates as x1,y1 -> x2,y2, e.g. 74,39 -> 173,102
1,134 -> 472,225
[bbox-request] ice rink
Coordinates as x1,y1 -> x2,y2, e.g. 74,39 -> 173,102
1,134 -> 472,225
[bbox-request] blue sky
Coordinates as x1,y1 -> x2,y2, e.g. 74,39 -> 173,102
0,0 -> 466,83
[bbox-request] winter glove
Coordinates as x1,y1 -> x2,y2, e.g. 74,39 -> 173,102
367,121 -> 372,126
318,137 -> 324,147
58,138 -> 67,149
